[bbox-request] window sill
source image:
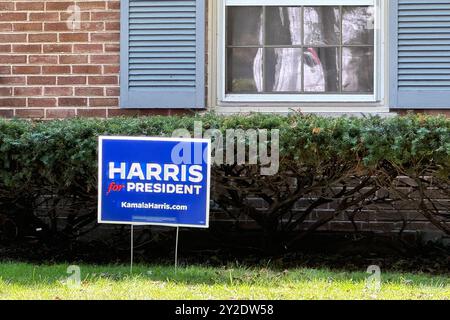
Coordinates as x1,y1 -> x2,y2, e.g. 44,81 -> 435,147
212,103 -> 391,115
222,94 -> 378,103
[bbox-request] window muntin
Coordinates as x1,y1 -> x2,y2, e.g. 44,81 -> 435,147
222,0 -> 378,102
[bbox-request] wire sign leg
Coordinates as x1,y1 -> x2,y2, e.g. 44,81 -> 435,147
175,227 -> 180,271
130,225 -> 134,274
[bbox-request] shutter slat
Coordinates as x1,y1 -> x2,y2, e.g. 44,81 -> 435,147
121,0 -> 205,108
391,0 -> 450,108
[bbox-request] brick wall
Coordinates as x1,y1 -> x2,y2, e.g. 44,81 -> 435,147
0,0 -> 188,119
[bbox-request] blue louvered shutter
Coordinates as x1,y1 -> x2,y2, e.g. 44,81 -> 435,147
120,0 -> 205,108
390,0 -> 450,108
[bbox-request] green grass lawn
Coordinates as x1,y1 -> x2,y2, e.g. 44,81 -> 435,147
0,262 -> 448,300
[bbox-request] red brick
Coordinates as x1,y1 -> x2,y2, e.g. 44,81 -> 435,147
90,55 -> 119,64
60,33 -> 89,42
88,76 -> 118,85
46,2 -> 76,11
30,12 -> 59,21
42,66 -> 71,74
58,76 -> 86,85
0,13 -> 27,21
77,108 -> 107,118
13,23 -> 43,32
0,55 -> 26,64
108,1 -> 120,10
29,55 -> 58,64
13,45 -> 42,54
103,65 -> 120,74
29,98 -> 57,108
0,98 -> 26,107
0,44 -> 10,53
75,87 -> 104,96
60,12 -> 90,23
80,22 -> 104,32
44,87 -> 73,96
0,109 -> 14,118
73,65 -> 102,74
0,2 -> 14,11
16,2 -> 45,11
15,109 -> 44,119
0,87 -> 12,96
59,55 -> 88,64
105,22 -> 120,31
89,98 -> 118,107
105,44 -> 119,53
0,66 -> 10,74
14,87 -> 43,96
91,33 -> 120,42
13,66 -> 41,74
0,23 -> 12,32
73,44 -> 103,53
91,12 -> 119,21
44,22 -> 72,32
105,87 -> 119,96
0,76 -> 26,85
28,76 -> 57,85
59,98 -> 87,107
43,44 -> 72,53
0,33 -> 27,43
29,34 -> 58,43
78,1 -> 106,10
46,108 -> 76,119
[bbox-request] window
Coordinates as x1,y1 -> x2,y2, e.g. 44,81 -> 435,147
219,0 -> 380,103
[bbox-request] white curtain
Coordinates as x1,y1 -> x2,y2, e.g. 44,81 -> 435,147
272,8 -> 302,92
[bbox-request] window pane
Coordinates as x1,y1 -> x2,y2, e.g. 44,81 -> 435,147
343,7 -> 374,45
265,48 -> 302,92
227,7 -> 263,45
342,47 -> 374,92
266,7 -> 302,45
304,47 -> 340,92
227,48 -> 263,93
304,7 -> 340,46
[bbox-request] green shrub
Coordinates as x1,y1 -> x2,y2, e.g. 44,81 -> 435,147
0,113 -> 448,251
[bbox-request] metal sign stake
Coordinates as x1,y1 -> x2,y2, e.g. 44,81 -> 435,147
130,224 -> 134,274
175,227 -> 180,271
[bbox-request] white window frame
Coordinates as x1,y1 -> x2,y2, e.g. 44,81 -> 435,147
215,0 -> 385,109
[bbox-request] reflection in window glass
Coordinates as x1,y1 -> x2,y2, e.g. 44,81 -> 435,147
227,48 -> 263,93
343,47 -> 374,92
227,7 -> 263,45
304,7 -> 340,46
266,7 -> 302,45
225,5 -> 374,95
343,6 -> 374,45
304,48 -> 340,92
265,48 -> 302,92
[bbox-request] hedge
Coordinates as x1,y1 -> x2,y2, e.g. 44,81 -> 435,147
0,113 -> 448,252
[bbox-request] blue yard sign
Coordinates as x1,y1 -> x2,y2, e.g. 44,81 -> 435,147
98,137 -> 211,228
